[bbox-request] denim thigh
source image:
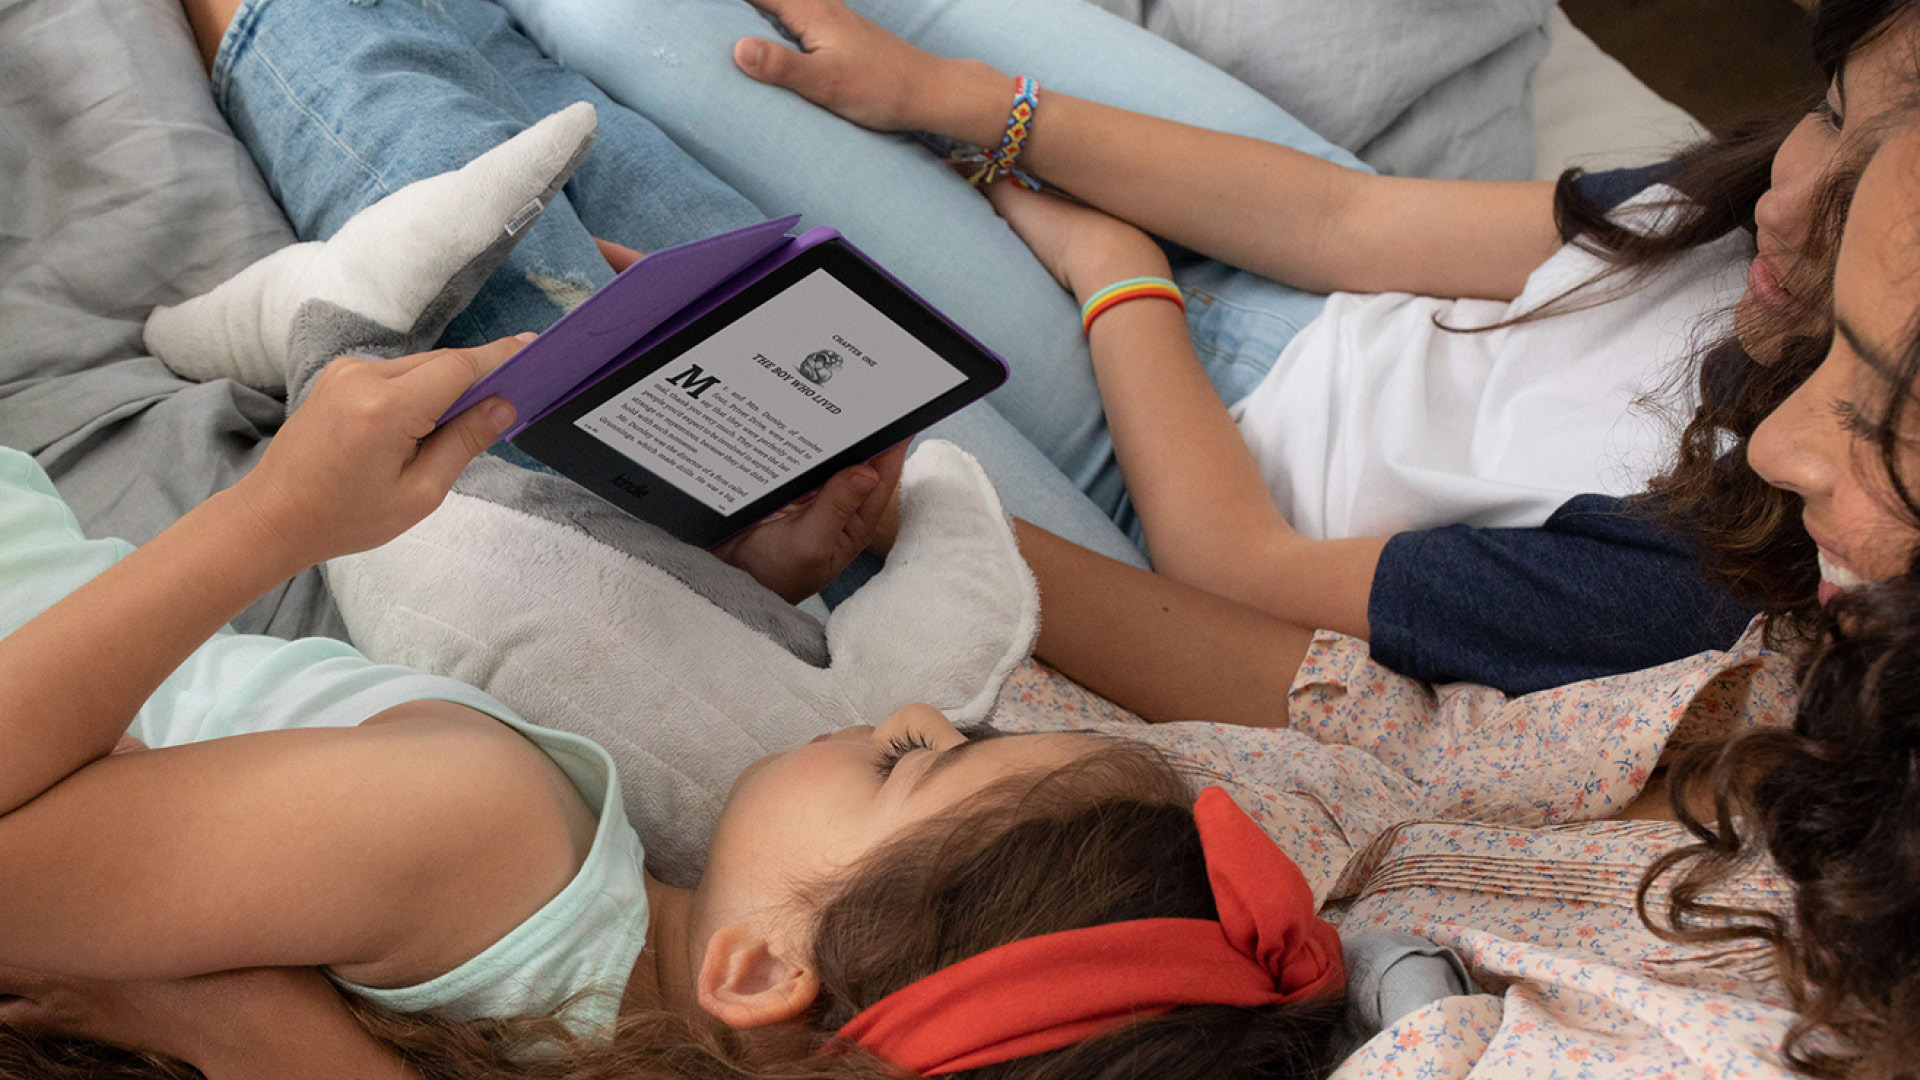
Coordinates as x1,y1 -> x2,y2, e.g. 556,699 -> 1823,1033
494,0 -> 1341,526
212,0 -> 760,346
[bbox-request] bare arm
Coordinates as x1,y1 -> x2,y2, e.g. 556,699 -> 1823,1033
988,184 -> 1386,639
1084,292 -> 1387,638
732,0 -> 1561,300
0,343 -> 584,985
0,343 -> 519,819
1017,521 -> 1312,728
0,967 -> 417,1080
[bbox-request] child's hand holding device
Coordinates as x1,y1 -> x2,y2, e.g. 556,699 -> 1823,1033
713,441 -> 907,602
238,338 -> 523,569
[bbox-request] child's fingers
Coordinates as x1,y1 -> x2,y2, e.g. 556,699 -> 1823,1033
865,442 -> 909,500
410,396 -> 517,494
822,463 -> 883,524
363,335 -> 521,388
734,36 -> 812,93
389,338 -> 525,415
983,180 -> 1079,229
775,463 -> 881,564
734,0 -> 831,39
857,447 -> 909,557
595,238 -> 645,272
981,182 -> 1060,242
845,447 -> 906,539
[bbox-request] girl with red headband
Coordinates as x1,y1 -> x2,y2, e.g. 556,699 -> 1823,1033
0,346 -> 1349,1078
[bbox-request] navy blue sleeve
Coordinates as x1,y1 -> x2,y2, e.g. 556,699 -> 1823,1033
1559,161 -> 1682,240
1365,495 -> 1756,695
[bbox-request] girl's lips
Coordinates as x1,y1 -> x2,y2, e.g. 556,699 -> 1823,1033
1746,253 -> 1807,314
1816,547 -> 1869,606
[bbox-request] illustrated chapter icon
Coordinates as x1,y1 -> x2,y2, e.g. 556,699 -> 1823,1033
799,348 -> 845,385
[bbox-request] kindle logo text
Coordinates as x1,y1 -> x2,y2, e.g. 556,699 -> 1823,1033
611,474 -> 651,499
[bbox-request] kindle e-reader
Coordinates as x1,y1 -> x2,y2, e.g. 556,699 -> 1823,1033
440,217 -> 1008,547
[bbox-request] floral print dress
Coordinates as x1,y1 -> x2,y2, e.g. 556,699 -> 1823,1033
988,619 -> 1810,1078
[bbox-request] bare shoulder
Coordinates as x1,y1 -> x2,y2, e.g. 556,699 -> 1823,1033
0,701 -> 602,985
330,702 -> 602,987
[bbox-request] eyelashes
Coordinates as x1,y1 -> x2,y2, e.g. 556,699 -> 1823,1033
1813,98 -> 1843,131
874,731 -> 935,779
870,722 -> 999,780
1833,399 -> 1886,441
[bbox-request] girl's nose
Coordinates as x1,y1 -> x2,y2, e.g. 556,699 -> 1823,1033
1748,372 -> 1842,500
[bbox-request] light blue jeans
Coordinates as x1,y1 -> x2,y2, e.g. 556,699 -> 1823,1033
210,0 -> 1148,564
496,0 -> 1357,527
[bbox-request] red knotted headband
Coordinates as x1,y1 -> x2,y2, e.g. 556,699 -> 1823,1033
835,787 -> 1344,1076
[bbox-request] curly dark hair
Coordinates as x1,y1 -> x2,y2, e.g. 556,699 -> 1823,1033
1628,0 -> 1919,648
1641,576 -> 1920,1079
1553,0 -> 1912,291
1640,124 -> 1920,1078
1447,2 -> 1914,653
1450,0 -> 1898,335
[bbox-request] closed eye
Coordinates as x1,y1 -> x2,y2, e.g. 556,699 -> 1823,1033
872,723 -> 1001,780
1813,97 -> 1843,132
873,731 -> 936,779
1833,399 -> 1884,441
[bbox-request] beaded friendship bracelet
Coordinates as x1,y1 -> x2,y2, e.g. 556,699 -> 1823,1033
949,75 -> 1043,191
1080,277 -> 1185,336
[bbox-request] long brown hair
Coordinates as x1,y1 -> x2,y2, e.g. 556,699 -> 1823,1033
1535,0 -> 1914,319
1639,577 -> 1920,1079
1640,140 -> 1920,1077
1627,0 -> 1920,648
0,741 -> 1345,1079
1637,164 -> 1859,647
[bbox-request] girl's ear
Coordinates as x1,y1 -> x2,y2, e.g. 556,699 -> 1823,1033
694,923 -> 821,1029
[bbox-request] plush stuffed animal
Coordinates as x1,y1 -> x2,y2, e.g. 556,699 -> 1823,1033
144,106 -> 1040,884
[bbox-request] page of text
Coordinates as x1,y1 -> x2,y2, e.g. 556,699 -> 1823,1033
577,269 -> 968,513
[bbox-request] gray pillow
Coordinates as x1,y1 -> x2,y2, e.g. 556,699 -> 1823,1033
0,0 -> 340,637
1080,0 -> 1554,180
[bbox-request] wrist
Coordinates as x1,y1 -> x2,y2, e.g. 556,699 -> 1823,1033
201,483 -> 323,583
1069,251 -> 1174,304
918,59 -> 1017,146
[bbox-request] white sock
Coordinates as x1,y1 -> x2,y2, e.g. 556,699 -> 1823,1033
146,102 -> 598,391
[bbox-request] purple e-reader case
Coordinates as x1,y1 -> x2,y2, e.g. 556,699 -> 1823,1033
439,216 -> 1010,546
442,215 -> 805,434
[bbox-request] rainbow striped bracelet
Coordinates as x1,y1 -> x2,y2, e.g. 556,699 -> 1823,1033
1080,277 -> 1185,336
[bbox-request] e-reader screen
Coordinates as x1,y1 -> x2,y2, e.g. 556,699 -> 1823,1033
573,268 -> 965,514
511,238 -> 1004,546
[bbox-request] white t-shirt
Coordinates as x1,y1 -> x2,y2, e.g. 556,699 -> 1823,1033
1231,186 -> 1751,541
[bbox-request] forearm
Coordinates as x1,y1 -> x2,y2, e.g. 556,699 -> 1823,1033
914,61 -> 1558,299
1017,520 -> 1310,728
1084,297 -> 1292,574
1081,299 -> 1384,637
0,489 -> 302,816
0,967 -> 416,1080
185,976 -> 417,1080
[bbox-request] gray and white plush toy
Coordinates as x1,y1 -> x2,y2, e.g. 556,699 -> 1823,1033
144,105 -> 1040,885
